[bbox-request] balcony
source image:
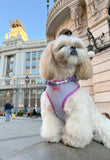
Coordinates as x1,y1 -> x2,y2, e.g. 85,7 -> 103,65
46,0 -> 71,38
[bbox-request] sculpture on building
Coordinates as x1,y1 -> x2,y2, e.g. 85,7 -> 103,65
88,0 -> 99,15
9,19 -> 24,30
71,5 -> 83,32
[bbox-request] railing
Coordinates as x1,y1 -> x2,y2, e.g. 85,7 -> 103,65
46,0 -> 70,32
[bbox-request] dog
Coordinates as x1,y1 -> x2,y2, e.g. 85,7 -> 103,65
39,35 -> 110,148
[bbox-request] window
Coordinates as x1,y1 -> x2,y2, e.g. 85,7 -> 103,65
37,78 -> 43,84
32,69 -> 36,75
38,89 -> 43,95
32,52 -> 37,74
26,52 -> 31,59
31,80 -> 36,84
9,72 -> 13,76
38,51 -> 42,58
37,89 -> 44,107
59,29 -> 73,37
15,42 -> 17,46
25,53 -> 31,73
6,55 -> 14,77
30,89 -> 36,107
25,51 -> 43,75
26,61 -> 30,67
0,90 -> 13,107
6,81 -> 10,85
10,64 -> 14,70
38,51 -> 43,74
10,57 -> 14,62
32,61 -> 36,67
32,52 -> 36,59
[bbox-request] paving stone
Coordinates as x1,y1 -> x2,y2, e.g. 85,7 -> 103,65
0,117 -> 110,160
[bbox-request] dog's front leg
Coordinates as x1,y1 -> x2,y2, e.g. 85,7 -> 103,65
62,112 -> 93,148
40,92 -> 64,143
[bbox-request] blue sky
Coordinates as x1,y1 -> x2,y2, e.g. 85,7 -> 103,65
0,0 -> 54,46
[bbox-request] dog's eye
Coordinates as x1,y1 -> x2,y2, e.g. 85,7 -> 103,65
59,45 -> 65,50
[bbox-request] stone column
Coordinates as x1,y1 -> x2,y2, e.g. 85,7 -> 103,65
12,90 -> 16,107
3,56 -> 7,76
0,56 -> 4,77
18,88 -> 24,109
20,51 -> 25,76
29,89 -> 31,107
36,52 -> 39,74
15,52 -> 20,76
35,89 -> 38,107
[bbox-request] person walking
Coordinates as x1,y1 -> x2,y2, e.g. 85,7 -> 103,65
5,101 -> 11,121
11,104 -> 14,117
33,106 -> 37,119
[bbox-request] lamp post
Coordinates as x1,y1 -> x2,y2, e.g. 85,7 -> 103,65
87,27 -> 110,58
25,75 -> 30,113
46,0 -> 49,16
87,43 -> 95,59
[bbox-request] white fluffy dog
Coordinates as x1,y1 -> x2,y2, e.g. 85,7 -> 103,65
39,35 -> 110,148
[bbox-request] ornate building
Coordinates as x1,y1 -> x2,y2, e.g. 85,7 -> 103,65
46,0 -> 110,113
0,19 -> 46,112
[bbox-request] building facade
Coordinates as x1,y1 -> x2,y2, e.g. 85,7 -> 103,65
0,20 -> 46,112
47,0 -> 110,113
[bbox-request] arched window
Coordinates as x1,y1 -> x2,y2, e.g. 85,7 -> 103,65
59,29 -> 73,37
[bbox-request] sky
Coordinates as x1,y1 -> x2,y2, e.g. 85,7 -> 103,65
0,0 -> 54,46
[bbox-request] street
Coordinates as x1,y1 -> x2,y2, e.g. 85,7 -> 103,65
0,116 -> 42,160
0,116 -> 110,160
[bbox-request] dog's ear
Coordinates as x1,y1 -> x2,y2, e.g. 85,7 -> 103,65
75,55 -> 93,80
40,41 -> 55,80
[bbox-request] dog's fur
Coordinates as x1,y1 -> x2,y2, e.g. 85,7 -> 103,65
40,35 -> 110,148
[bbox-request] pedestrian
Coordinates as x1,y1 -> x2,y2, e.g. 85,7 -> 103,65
11,104 -> 14,117
33,106 -> 37,119
26,111 -> 28,118
5,101 -> 11,121
27,111 -> 31,118
35,106 -> 38,118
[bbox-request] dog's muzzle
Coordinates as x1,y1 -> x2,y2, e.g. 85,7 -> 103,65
70,46 -> 77,56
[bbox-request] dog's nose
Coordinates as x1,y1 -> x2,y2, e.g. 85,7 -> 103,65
70,46 -> 77,55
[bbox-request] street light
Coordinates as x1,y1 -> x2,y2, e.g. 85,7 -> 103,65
87,27 -> 110,58
25,75 -> 30,113
87,43 -> 95,59
46,0 -> 49,16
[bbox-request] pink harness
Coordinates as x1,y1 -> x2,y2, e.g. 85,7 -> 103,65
45,76 -> 80,122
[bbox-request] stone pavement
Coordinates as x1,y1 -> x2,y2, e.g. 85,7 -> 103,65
0,116 -> 110,160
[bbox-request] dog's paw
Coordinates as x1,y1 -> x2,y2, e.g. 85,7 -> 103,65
104,142 -> 110,149
41,129 -> 61,143
62,134 -> 91,148
42,134 -> 61,143
47,136 -> 61,143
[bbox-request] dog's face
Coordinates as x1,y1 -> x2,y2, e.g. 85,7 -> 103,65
40,35 -> 93,80
52,36 -> 87,66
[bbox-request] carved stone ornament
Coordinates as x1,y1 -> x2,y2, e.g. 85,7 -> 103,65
71,5 -> 84,31
88,0 -> 99,15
